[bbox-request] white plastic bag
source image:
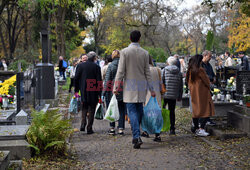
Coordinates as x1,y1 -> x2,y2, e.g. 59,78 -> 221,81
104,95 -> 119,122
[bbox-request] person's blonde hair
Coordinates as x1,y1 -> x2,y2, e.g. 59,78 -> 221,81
112,50 -> 120,59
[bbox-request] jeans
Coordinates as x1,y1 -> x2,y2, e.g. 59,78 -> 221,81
110,101 -> 126,129
126,103 -> 144,139
193,117 -> 209,129
163,99 -> 176,130
60,71 -> 66,80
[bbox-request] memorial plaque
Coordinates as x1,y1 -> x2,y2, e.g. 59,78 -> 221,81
236,71 -> 250,94
224,67 -> 237,80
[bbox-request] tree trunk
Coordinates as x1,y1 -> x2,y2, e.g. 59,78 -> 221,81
56,6 -> 66,58
0,26 -> 8,58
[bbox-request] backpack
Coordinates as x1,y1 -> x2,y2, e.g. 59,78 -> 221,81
62,60 -> 67,68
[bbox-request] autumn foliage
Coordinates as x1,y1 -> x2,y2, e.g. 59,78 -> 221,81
228,11 -> 250,52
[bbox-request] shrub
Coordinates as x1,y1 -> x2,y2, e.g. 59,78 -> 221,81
26,109 -> 73,156
143,47 -> 167,63
8,59 -> 30,72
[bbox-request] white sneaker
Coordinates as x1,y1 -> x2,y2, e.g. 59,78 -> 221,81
195,129 -> 209,137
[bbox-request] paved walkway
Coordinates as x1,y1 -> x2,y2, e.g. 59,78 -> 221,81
69,112 -> 249,169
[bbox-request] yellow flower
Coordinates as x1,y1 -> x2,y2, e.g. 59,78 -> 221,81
214,88 -> 220,93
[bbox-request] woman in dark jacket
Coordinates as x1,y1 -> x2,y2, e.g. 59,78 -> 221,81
102,50 -> 126,135
162,56 -> 183,135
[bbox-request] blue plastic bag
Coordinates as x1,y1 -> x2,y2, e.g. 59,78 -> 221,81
141,97 -> 163,134
69,97 -> 78,114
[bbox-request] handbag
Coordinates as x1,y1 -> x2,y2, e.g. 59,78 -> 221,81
157,68 -> 167,94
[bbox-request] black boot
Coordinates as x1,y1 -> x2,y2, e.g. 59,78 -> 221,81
133,137 -> 143,149
80,124 -> 86,131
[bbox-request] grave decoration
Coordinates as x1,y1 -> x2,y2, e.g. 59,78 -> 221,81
0,75 -> 16,109
226,76 -> 236,90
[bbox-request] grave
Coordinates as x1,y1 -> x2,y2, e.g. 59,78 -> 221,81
227,105 -> 250,135
0,125 -> 29,140
236,71 -> 250,95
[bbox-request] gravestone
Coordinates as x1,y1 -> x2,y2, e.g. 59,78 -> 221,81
224,67 -> 237,80
216,67 -> 224,88
236,71 -> 250,95
15,110 -> 28,125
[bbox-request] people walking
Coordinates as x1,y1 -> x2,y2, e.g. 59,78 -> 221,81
224,52 -> 234,67
101,55 -> 112,81
113,30 -> 155,149
102,50 -> 126,135
59,56 -> 67,80
142,56 -> 162,142
238,51 -> 249,71
186,54 -> 215,137
75,51 -> 102,134
162,56 -> 183,135
69,59 -> 77,93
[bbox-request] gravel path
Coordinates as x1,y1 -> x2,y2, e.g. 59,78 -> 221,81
69,112 -> 249,170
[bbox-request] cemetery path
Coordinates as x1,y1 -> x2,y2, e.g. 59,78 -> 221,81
69,111 -> 250,170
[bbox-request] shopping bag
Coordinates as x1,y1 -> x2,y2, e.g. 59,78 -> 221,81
69,97 -> 78,114
104,95 -> 119,122
95,103 -> 105,120
142,97 -> 163,134
161,108 -> 170,132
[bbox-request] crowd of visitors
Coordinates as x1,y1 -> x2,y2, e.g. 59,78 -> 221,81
58,30 -> 249,149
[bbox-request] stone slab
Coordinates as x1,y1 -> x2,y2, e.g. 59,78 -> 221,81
0,110 -> 16,121
213,101 -> 239,117
9,160 -> 22,170
0,151 -> 10,170
0,140 -> 31,160
228,110 -> 250,135
206,126 -> 247,140
0,125 -> 29,140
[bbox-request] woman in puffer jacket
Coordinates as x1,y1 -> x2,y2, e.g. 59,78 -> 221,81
162,56 -> 183,135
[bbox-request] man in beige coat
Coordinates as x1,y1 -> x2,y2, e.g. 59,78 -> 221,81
113,30 -> 155,149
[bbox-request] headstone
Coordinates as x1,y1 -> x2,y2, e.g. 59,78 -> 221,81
236,71 -> 250,95
224,67 -> 237,80
15,110 -> 28,125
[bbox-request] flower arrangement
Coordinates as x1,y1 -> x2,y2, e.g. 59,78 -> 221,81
213,88 -> 220,95
0,75 -> 16,107
227,76 -> 236,89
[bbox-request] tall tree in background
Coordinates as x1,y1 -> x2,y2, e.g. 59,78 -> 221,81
206,30 -> 214,51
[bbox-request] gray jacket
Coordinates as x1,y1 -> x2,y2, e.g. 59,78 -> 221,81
162,65 -> 183,100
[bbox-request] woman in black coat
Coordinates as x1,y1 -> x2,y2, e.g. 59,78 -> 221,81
102,50 -> 126,135
75,52 -> 102,134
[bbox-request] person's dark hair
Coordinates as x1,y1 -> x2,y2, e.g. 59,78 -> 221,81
130,30 -> 141,42
105,55 -> 112,65
87,51 -> 97,62
149,55 -> 153,65
186,54 -> 203,83
225,51 -> 230,56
